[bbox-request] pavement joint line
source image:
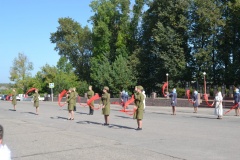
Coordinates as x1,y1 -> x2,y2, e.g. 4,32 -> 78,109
11,144 -> 104,159
143,149 -> 187,160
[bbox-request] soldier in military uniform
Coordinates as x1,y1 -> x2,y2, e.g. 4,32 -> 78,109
133,86 -> 144,131
100,86 -> 110,125
65,88 -> 75,120
73,87 -> 78,112
12,89 -> 17,111
87,85 -> 94,115
33,89 -> 40,115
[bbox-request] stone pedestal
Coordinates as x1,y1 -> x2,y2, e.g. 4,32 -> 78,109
151,92 -> 156,99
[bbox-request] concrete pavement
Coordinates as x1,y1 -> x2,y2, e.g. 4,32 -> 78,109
0,101 -> 239,160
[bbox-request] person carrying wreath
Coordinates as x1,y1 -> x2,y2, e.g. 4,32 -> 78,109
65,88 -> 75,120
87,85 -> 95,115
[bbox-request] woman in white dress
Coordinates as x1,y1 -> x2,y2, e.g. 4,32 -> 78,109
212,91 -> 223,119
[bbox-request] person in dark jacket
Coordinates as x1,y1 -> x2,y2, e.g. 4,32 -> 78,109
169,88 -> 177,115
234,88 -> 240,116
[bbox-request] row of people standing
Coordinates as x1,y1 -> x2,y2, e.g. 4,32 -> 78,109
192,88 -> 240,119
11,88 -> 39,114
64,86 -> 111,126
15,85 -> 240,122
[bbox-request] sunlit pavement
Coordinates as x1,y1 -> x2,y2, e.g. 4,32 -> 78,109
0,101 -> 239,160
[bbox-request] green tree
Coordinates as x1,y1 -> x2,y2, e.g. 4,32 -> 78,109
34,63 -> 82,95
218,0 -> 240,86
50,17 -> 92,82
90,55 -> 112,92
139,0 -> 189,92
90,0 -> 131,60
9,52 -> 34,92
90,55 -> 136,96
129,0 -> 145,54
188,0 -> 225,85
110,55 -> 136,95
37,64 -> 58,94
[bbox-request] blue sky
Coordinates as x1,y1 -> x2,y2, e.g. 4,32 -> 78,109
0,0 -> 93,83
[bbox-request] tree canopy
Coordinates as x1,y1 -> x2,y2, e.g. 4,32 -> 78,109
9,0 -> 240,97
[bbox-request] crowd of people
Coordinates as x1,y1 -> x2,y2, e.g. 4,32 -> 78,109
2,85 -> 240,159
8,85 -> 240,124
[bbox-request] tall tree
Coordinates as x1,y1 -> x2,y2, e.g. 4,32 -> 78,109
89,0 -> 138,95
50,17 -> 92,82
90,0 -> 131,60
188,0 -> 225,85
90,55 -> 136,95
129,0 -> 145,54
90,55 -> 112,92
35,63 -> 81,95
9,52 -> 34,92
110,55 -> 136,95
139,0 -> 190,92
218,0 -> 240,86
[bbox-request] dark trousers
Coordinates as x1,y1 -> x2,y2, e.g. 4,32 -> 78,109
89,106 -> 94,115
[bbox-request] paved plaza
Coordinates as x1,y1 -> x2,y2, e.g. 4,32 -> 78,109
0,100 -> 239,160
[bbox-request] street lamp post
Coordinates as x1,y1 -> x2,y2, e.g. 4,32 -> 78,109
203,72 -> 206,95
166,73 -> 169,93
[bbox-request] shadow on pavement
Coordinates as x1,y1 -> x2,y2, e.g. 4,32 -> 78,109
9,109 -> 16,111
77,121 -> 102,125
150,112 -> 170,115
76,121 -> 135,130
49,116 -> 69,120
115,115 -> 133,119
75,112 -> 88,115
22,112 -> 37,115
56,116 -> 69,120
193,116 -> 217,120
108,124 -> 135,130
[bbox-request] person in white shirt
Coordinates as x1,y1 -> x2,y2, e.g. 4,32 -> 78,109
0,125 -> 11,160
142,91 -> 146,111
212,91 -> 223,119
